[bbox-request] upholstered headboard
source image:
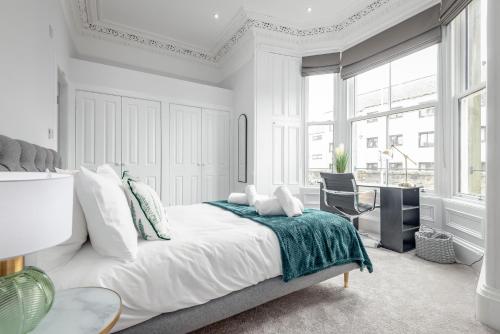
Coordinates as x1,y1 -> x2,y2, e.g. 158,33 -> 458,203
0,135 -> 62,172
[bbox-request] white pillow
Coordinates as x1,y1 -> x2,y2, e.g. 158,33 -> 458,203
75,166 -> 137,260
96,164 -> 122,187
26,169 -> 88,271
122,172 -> 171,240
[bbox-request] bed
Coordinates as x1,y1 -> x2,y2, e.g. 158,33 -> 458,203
0,135 -> 372,334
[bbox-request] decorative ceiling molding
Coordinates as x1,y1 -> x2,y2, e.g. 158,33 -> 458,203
74,0 -> 392,64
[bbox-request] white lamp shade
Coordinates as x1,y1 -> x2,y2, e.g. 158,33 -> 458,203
0,172 -> 73,260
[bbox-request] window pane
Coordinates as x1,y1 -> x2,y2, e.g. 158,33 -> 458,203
459,90 -> 486,196
467,0 -> 487,89
352,117 -> 386,185
387,109 -> 435,189
391,46 -> 438,109
354,64 -> 390,116
307,74 -> 334,122
307,125 -> 334,185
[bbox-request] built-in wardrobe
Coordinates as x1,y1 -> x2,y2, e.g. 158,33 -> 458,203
74,90 -> 230,205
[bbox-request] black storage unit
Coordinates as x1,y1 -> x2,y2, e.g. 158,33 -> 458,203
380,186 -> 420,252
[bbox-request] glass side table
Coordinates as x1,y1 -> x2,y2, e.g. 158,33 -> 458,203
31,287 -> 122,334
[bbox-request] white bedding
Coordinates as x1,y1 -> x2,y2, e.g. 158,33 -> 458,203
48,204 -> 282,332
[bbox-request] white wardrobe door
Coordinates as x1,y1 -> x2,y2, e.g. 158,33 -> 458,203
75,91 -> 122,174
201,109 -> 230,202
121,97 -> 162,192
169,104 -> 202,205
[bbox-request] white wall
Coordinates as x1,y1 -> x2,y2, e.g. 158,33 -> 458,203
219,58 -> 256,192
0,0 -> 74,149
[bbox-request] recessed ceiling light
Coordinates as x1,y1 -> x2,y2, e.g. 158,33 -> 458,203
307,7 -> 312,13
213,13 -> 219,19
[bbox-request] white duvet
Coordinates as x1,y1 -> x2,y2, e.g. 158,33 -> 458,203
48,204 -> 282,332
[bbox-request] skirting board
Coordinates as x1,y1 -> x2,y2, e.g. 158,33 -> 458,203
117,262 -> 359,334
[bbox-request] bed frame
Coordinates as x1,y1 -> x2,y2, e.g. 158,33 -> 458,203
0,135 -> 358,334
118,264 -> 356,334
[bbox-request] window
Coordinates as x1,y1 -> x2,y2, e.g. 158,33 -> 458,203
419,162 -> 434,170
452,0 -> 487,197
366,163 -> 378,170
419,132 -> 434,148
367,137 -> 378,148
419,108 -> 435,118
306,74 -> 335,185
349,45 -> 438,188
389,134 -> 403,146
390,162 -> 403,170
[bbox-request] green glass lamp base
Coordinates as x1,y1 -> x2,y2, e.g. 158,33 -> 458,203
0,266 -> 55,334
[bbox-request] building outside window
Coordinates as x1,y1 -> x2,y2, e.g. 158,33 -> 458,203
367,137 -> 378,148
418,131 -> 434,148
366,163 -> 378,170
389,134 -> 403,146
419,162 -> 434,170
348,45 -> 438,189
305,73 -> 335,185
419,108 -> 435,118
389,162 -> 403,170
452,0 -> 487,197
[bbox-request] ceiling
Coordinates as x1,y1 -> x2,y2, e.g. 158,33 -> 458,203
69,0 -> 438,68
94,0 -> 376,51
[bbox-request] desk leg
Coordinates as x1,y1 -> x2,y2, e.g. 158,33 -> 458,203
352,217 -> 359,230
344,272 -> 349,288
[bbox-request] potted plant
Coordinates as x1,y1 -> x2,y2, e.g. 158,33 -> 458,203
334,144 -> 349,173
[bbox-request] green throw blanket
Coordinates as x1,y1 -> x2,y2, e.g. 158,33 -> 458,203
206,201 -> 373,282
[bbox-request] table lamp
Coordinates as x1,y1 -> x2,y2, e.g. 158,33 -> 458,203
382,145 -> 417,187
0,172 -> 73,334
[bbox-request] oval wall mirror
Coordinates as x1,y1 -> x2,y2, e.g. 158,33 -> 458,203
238,114 -> 247,183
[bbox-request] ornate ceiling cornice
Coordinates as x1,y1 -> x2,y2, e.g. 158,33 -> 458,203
74,0 -> 392,64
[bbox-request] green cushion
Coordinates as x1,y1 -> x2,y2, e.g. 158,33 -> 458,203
122,172 -> 170,241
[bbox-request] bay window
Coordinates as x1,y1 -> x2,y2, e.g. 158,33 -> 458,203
452,0 -> 487,198
348,45 -> 438,189
305,74 -> 335,185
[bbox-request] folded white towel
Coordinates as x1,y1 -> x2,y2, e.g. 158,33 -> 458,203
255,196 -> 304,216
245,185 -> 258,206
274,186 -> 303,217
255,197 -> 283,216
227,193 -> 249,205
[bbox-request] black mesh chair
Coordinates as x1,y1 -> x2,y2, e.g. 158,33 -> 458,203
319,172 -> 377,230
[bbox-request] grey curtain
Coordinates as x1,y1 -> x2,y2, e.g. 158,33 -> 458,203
440,0 -> 473,25
340,4 -> 441,80
301,52 -> 341,76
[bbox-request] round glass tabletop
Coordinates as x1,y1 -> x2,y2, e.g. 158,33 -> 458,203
31,287 -> 122,334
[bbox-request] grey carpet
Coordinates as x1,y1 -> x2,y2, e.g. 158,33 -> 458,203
192,248 -> 498,334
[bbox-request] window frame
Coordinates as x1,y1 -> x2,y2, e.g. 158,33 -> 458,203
451,0 -> 487,201
304,74 -> 336,186
418,131 -> 435,148
346,45 -> 439,191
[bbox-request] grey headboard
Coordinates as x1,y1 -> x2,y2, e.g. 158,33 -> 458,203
0,135 -> 62,172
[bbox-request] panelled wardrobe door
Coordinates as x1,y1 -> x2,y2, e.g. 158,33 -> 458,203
201,109 -> 230,202
169,104 -> 202,205
75,91 -> 122,174
121,97 -> 162,192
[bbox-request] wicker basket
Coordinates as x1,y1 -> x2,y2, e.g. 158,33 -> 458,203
415,227 -> 456,264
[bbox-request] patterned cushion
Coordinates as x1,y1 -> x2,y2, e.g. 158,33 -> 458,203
122,172 -> 170,241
